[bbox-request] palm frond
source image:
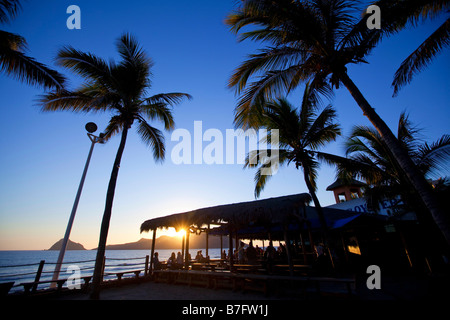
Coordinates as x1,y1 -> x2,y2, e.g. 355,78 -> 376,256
416,134 -> 450,176
262,98 -> 300,146
397,111 -> 423,156
297,83 -> 316,135
0,29 -> 26,51
137,120 -> 165,162
392,18 -> 450,96
145,92 -> 192,106
345,125 -> 388,161
115,33 -> 153,97
56,46 -> 113,86
228,47 -> 307,93
304,105 -> 341,149
233,65 -> 308,129
139,103 -> 175,131
253,165 -> 272,199
0,0 -> 22,23
245,148 -> 291,198
0,37 -> 66,89
375,0 -> 450,31
102,115 -> 124,141
311,0 -> 358,47
38,85 -> 119,113
226,0 -> 304,37
116,33 -> 152,67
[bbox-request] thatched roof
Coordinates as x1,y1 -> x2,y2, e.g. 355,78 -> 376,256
140,193 -> 312,233
208,205 -> 363,239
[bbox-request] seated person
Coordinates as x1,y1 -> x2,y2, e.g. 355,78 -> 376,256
153,252 -> 162,270
167,252 -> 177,269
176,252 -> 183,268
195,250 -> 204,262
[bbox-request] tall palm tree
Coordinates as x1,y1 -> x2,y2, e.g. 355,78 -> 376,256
333,112 -> 450,214
225,0 -> 450,246
245,84 -> 341,239
374,0 -> 450,96
0,0 -> 65,89
39,33 -> 192,299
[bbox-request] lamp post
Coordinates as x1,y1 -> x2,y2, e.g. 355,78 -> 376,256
50,122 -> 105,287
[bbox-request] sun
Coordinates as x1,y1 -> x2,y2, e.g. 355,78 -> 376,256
164,227 -> 186,238
177,229 -> 187,238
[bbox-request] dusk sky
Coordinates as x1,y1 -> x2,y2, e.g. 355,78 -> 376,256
0,0 -> 448,250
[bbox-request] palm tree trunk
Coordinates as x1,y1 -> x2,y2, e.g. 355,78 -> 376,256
90,126 -> 129,300
302,166 -> 328,239
339,71 -> 450,246
302,165 -> 335,269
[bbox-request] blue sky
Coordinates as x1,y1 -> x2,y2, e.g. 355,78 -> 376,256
0,1 -> 448,250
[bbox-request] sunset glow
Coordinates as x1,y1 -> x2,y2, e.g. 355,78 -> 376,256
164,228 -> 186,238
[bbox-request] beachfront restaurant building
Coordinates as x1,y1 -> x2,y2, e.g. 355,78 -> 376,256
324,178 -> 450,274
139,190 -> 415,276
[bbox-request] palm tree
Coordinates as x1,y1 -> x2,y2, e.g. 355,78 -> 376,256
373,0 -> 450,96
244,84 -> 341,241
225,0 -> 450,246
39,33 -> 192,299
333,112 -> 450,214
0,0 -> 65,89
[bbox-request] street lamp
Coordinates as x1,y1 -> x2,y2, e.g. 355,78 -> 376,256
50,122 -> 105,287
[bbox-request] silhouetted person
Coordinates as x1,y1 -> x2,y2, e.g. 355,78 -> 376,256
264,242 -> 276,273
153,252 -> 161,270
167,252 -> 176,269
246,240 -> 257,264
176,251 -> 183,268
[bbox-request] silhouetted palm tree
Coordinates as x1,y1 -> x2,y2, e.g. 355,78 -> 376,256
226,0 -> 449,245
0,0 -> 65,88
333,112 -> 450,213
39,33 -> 192,299
245,84 -> 341,238
374,0 -> 449,95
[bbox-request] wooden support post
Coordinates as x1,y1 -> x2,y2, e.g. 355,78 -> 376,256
300,230 -> 307,264
228,227 -> 233,269
185,229 -> 190,269
284,226 -> 294,277
307,222 -> 314,251
150,229 -> 156,274
206,224 -> 210,258
32,260 -> 45,293
101,256 -> 106,282
340,232 -> 349,263
144,255 -> 149,276
181,234 -> 185,258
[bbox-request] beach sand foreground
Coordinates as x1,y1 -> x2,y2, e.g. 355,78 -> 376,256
48,280 -> 275,300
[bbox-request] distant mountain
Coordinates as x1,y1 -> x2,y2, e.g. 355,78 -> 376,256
99,234 -> 229,250
102,238 -> 152,250
48,239 -> 86,250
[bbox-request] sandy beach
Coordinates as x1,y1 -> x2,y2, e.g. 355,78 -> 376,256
33,273 -> 437,301
48,280 -> 275,300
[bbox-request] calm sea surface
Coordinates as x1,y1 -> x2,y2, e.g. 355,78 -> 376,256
0,248 -> 223,293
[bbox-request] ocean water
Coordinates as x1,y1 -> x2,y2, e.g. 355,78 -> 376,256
0,248 -> 223,293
